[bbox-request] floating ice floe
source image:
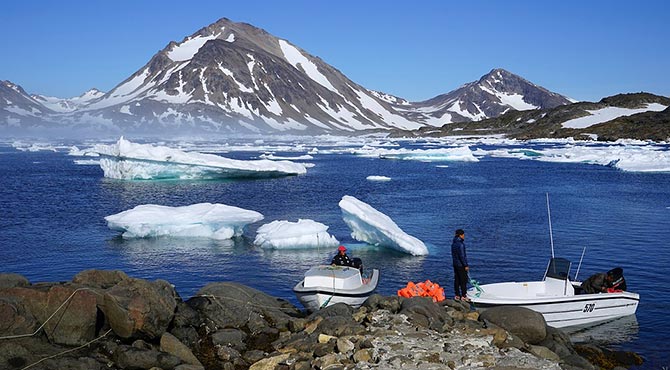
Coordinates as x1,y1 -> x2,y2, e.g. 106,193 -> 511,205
254,219 -> 339,249
105,203 -> 264,239
366,175 -> 391,182
93,137 -> 307,180
339,195 -> 428,256
482,144 -> 670,172
353,146 -> 478,162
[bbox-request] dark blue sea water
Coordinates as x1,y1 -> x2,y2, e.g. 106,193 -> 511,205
1,140 -> 668,368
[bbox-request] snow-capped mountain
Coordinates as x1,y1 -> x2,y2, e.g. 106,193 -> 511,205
1,18 -> 575,137
402,68 -> 574,126
0,80 -> 55,132
60,18 -> 424,134
32,88 -> 105,113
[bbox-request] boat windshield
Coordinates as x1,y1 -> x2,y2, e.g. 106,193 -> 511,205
544,257 -> 572,280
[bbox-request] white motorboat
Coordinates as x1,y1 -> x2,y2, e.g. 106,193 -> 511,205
468,257 -> 639,328
293,265 -> 380,312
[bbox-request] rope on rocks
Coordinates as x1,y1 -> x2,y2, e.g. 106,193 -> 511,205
0,287 -> 101,341
19,329 -> 113,370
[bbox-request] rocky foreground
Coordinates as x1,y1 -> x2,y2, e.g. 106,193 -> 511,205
0,271 -> 642,370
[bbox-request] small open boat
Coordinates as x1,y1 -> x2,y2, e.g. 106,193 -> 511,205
293,265 -> 380,311
468,257 -> 639,328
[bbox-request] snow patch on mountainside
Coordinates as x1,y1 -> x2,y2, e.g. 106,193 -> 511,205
562,103 -> 668,129
168,32 -> 221,62
278,40 -> 337,93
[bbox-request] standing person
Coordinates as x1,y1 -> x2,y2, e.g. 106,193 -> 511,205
331,245 -> 352,266
451,229 -> 470,301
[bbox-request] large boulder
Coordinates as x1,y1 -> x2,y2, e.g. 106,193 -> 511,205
399,296 -> 453,332
0,284 -> 98,346
0,273 -> 30,289
187,282 -> 301,332
479,306 -> 547,344
72,269 -> 129,289
99,277 -> 177,339
43,285 -> 98,346
0,297 -> 38,337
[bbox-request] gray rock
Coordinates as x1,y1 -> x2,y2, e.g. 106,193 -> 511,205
399,296 -> 452,332
362,294 -> 401,313
112,345 -> 182,369
241,349 -> 266,364
479,306 -> 547,344
211,328 -> 247,352
187,282 -> 300,333
160,332 -> 203,366
99,277 -> 177,339
308,302 -> 353,319
316,315 -> 366,337
216,346 -> 241,361
0,273 -> 30,289
42,357 -> 103,370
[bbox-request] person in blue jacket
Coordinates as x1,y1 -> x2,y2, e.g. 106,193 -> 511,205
451,229 -> 470,301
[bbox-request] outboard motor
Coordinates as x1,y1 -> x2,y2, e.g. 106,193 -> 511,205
607,267 -> 627,291
351,257 -> 363,273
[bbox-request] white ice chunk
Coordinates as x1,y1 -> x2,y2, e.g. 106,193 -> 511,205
338,195 -> 428,256
366,175 -> 391,181
93,137 -> 307,180
254,219 -> 339,249
105,203 -> 264,239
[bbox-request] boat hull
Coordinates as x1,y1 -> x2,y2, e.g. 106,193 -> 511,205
293,268 -> 379,311
470,289 -> 639,328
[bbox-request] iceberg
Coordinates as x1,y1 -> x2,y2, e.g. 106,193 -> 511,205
353,146 -> 478,162
105,203 -> 264,239
93,137 -> 307,180
254,219 -> 339,249
338,195 -> 428,256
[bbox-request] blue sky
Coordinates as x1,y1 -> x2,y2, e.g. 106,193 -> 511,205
2,0 -> 668,102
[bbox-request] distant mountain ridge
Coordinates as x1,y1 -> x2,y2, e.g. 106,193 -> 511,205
0,17 -> 638,138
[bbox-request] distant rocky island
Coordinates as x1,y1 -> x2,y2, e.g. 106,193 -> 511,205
0,270 -> 643,370
390,92 -> 670,142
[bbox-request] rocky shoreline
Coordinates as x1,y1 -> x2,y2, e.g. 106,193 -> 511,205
0,270 -> 642,370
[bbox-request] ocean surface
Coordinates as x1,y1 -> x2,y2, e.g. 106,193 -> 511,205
1,138 -> 668,368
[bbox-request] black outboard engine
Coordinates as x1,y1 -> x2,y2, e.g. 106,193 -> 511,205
351,257 -> 363,272
607,267 -> 627,291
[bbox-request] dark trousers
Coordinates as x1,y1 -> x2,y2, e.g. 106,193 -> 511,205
453,266 -> 468,297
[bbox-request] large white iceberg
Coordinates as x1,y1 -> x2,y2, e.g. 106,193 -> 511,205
254,219 -> 339,249
338,195 -> 428,256
105,203 -> 264,239
93,137 -> 307,180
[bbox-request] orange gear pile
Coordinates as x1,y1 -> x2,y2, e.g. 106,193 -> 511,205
397,280 -> 445,302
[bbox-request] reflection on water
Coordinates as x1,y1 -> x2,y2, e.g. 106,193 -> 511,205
563,315 -> 640,345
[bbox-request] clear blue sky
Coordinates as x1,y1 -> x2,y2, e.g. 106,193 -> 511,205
2,0 -> 668,102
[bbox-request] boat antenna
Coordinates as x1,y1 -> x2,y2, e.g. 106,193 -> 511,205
575,246 -> 587,281
546,193 -> 555,259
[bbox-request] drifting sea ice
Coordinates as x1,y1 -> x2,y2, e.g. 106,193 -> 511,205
482,144 -> 670,172
93,137 -> 308,180
105,203 -> 264,239
254,219 -> 339,249
353,145 -> 478,162
339,195 -> 428,256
